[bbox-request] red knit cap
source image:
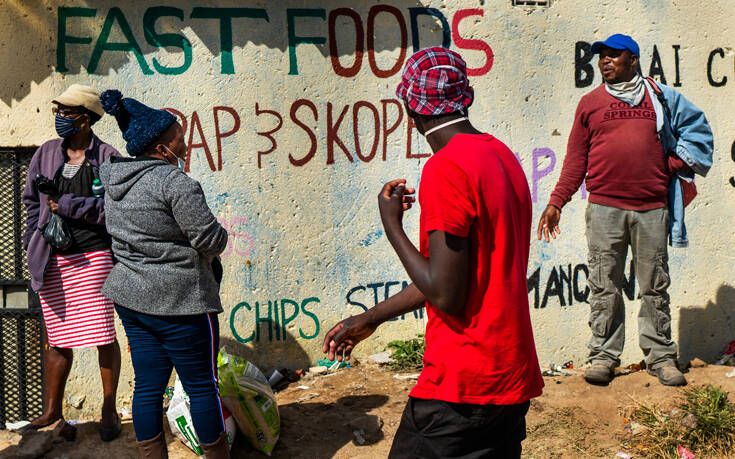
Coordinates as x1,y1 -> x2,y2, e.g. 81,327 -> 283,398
396,47 -> 474,116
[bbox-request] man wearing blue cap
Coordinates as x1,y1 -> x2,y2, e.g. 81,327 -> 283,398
537,34 -> 713,386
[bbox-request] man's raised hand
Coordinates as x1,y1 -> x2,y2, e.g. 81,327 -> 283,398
378,179 -> 416,229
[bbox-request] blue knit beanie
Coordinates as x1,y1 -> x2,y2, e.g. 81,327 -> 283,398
99,90 -> 177,156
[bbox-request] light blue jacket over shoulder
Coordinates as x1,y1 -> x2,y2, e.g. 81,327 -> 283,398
643,80 -> 714,248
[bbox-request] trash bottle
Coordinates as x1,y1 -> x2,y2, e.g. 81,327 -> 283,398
91,178 -> 104,198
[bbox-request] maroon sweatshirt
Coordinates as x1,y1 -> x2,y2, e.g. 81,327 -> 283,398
549,85 -> 686,211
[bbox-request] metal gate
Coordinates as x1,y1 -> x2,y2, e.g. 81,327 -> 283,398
0,147 -> 44,427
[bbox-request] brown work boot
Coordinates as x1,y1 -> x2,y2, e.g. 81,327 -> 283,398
201,432 -> 231,459
584,363 -> 613,385
651,364 -> 687,386
137,432 -> 168,459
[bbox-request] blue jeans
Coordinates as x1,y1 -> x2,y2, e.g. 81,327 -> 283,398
115,305 -> 225,443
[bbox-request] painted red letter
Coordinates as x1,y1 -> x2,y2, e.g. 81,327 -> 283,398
213,106 -> 240,171
367,5 -> 407,78
353,101 -> 379,162
452,9 -> 493,76
289,99 -> 318,167
326,102 -> 353,164
329,8 -> 364,78
187,111 -> 216,172
381,99 -> 403,161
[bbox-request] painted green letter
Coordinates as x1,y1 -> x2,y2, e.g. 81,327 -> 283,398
143,6 -> 192,75
88,7 -> 153,75
299,297 -> 321,340
230,302 -> 254,344
190,8 -> 269,75
280,299 -> 300,341
57,7 -> 96,73
287,9 -> 326,75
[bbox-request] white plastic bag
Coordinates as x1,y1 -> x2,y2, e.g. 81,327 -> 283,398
165,376 -> 236,455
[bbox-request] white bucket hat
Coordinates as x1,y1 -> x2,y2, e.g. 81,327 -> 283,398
52,84 -> 104,117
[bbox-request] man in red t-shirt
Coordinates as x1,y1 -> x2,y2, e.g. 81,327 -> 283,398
323,47 -> 543,458
538,34 -> 696,387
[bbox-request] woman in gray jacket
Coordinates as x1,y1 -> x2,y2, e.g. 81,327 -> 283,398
99,90 -> 229,459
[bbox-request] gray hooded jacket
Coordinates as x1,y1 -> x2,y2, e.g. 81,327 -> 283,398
99,157 -> 228,316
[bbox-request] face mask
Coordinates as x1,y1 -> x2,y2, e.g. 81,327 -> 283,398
162,145 -> 186,171
55,114 -> 80,138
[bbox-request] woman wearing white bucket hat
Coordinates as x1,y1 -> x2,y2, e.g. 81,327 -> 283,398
20,84 -> 122,441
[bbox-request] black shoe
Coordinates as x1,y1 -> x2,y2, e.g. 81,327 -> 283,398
100,414 -> 122,442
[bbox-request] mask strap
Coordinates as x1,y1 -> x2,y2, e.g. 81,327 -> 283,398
423,116 -> 468,137
160,145 -> 175,163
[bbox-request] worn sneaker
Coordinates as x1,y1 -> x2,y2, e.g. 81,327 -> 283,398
652,364 -> 687,386
584,363 -> 613,385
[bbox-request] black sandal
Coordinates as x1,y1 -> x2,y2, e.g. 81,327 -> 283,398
15,418 -> 63,435
99,413 -> 122,442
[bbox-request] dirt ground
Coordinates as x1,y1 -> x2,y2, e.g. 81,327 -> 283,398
2,362 -> 735,458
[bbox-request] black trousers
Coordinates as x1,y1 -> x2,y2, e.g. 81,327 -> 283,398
388,397 -> 530,459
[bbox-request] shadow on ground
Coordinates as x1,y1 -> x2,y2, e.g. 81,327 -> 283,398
258,394 -> 389,458
0,420 -> 140,459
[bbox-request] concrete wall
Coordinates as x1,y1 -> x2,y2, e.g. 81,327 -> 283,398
2,0 -> 734,416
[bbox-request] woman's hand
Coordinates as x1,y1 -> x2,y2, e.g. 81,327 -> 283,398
46,195 -> 59,214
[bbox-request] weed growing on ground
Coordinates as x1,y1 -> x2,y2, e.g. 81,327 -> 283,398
629,385 -> 735,458
525,407 -> 609,458
385,335 -> 424,371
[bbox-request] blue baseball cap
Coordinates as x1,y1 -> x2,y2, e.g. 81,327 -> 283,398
591,34 -> 640,56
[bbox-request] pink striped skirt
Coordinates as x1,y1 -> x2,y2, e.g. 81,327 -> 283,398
39,249 -> 116,348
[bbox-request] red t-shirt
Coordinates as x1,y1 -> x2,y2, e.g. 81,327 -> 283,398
410,133 -> 544,405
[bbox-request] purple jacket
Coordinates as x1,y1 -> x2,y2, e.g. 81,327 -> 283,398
22,134 -> 120,291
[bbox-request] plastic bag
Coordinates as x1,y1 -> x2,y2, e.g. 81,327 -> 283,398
42,213 -> 71,250
165,376 -> 236,455
217,349 -> 280,455
716,341 -> 735,366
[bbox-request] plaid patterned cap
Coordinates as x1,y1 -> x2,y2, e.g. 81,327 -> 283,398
396,47 -> 474,116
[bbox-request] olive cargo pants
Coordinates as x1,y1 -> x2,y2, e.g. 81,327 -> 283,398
586,203 -> 678,370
